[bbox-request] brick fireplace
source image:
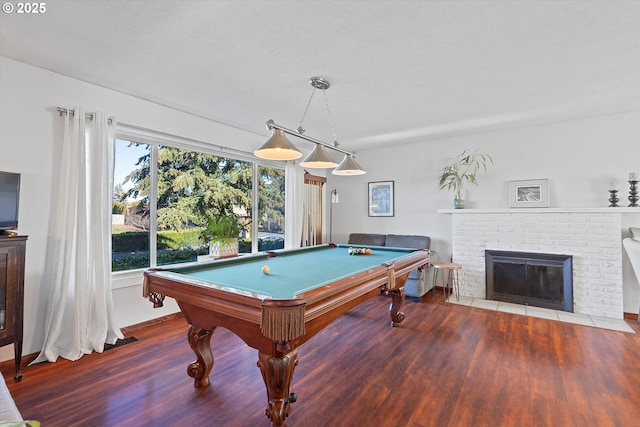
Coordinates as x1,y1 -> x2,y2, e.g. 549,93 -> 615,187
441,208 -> 628,319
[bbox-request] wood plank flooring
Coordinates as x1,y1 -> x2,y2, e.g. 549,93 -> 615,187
3,291 -> 640,427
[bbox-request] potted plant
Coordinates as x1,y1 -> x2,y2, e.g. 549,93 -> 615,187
438,149 -> 493,208
201,209 -> 242,258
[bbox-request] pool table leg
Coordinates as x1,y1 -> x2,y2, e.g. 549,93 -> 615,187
389,287 -> 406,327
257,347 -> 299,427
186,324 -> 215,388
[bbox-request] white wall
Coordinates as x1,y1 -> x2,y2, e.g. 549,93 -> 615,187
1,56 -> 639,363
327,111 -> 640,313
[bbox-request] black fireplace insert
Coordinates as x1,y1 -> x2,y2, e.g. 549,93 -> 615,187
485,250 -> 573,312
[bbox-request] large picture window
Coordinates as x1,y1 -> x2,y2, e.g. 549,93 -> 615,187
112,136 -> 285,272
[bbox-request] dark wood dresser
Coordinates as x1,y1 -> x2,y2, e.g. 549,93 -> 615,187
0,234 -> 27,382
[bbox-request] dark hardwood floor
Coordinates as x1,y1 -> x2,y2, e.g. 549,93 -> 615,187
3,290 -> 640,427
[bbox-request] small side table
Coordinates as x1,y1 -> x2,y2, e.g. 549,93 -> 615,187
431,262 -> 462,304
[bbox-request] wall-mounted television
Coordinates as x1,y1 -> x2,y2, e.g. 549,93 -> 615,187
0,171 -> 21,231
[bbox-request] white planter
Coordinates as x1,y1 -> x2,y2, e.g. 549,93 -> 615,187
112,214 -> 125,225
209,239 -> 239,258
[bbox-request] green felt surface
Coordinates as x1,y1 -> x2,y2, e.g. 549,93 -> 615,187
156,244 -> 415,299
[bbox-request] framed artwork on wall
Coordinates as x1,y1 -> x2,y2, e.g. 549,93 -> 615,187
368,181 -> 394,216
508,179 -> 550,208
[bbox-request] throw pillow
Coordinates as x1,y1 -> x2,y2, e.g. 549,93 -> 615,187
630,227 -> 640,242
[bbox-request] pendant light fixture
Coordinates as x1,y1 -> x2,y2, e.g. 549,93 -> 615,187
300,144 -> 338,168
332,154 -> 366,176
253,128 -> 302,161
254,77 -> 366,175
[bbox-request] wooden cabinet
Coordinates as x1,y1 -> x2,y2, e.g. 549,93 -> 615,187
0,235 -> 26,382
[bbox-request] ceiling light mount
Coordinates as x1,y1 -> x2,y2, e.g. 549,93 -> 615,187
310,76 -> 330,91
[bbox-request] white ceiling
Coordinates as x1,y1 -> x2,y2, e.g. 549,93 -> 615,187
1,0 -> 639,152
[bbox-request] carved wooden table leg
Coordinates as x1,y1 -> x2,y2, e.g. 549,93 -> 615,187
257,347 -> 299,427
186,324 -> 215,388
147,291 -> 165,308
388,287 -> 406,327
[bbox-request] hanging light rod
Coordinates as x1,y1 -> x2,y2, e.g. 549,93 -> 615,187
265,119 -> 355,158
260,120 -> 366,175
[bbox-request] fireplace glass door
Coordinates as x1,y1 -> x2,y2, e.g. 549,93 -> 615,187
487,250 -> 573,312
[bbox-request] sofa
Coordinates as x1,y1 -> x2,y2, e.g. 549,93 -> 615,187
623,227 -> 640,321
347,233 -> 434,300
0,373 -> 22,422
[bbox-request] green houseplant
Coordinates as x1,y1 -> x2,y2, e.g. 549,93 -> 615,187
438,149 -> 493,208
200,210 -> 242,258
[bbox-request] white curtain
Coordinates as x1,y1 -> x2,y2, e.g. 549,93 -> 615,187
284,161 -> 304,249
301,173 -> 325,246
32,107 -> 123,363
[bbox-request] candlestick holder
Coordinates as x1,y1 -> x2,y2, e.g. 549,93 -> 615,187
608,190 -> 619,207
629,180 -> 639,207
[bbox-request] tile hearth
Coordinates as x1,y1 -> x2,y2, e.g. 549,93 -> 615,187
449,295 -> 635,333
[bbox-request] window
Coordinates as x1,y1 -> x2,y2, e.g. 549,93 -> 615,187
112,140 -> 151,271
112,136 -> 285,272
257,166 -> 285,251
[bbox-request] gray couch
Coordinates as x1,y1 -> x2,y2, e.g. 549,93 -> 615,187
347,233 -> 433,300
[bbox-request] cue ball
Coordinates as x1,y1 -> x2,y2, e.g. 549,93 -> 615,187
262,265 -> 270,274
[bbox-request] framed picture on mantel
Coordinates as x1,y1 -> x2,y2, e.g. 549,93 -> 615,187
508,179 -> 550,208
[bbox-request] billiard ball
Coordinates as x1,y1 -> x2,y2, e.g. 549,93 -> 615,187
262,265 -> 270,274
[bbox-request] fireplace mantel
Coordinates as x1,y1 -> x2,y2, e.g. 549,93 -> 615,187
439,207 -> 640,214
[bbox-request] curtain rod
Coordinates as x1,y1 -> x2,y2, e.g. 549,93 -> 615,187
57,107 -> 115,124
56,106 -> 260,161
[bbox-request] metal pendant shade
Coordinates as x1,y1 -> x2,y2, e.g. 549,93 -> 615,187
332,155 -> 366,175
254,129 -> 302,160
300,144 -> 338,168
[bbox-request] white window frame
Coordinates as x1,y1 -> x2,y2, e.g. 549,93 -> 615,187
111,126 -> 285,290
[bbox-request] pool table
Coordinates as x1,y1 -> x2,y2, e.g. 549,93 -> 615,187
143,243 -> 430,426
